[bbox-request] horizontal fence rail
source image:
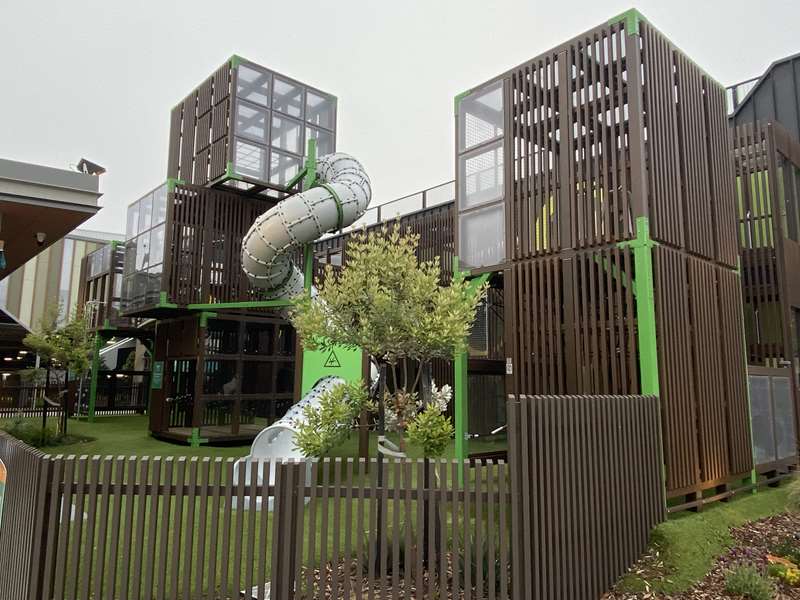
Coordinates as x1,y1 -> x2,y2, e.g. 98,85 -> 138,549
507,394 -> 665,600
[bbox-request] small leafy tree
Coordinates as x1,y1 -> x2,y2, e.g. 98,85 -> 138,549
291,224 -> 485,457
293,381 -> 372,457
23,305 -> 94,431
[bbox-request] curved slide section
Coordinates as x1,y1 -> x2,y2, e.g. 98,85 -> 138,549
235,153 -> 371,510
241,153 -> 372,299
232,377 -> 343,510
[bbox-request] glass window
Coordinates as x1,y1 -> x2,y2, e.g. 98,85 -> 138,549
146,264 -> 162,305
459,203 -> 505,269
276,324 -> 295,355
271,115 -> 303,155
270,151 -> 302,187
235,101 -> 269,143
126,201 -> 140,240
135,233 -> 150,271
139,193 -> 153,233
272,77 -> 303,118
123,239 -> 136,278
237,64 -> 271,107
459,140 -> 504,210
305,125 -> 334,156
234,138 -> 269,181
306,90 -> 335,130
459,80 -> 504,152
149,224 -> 165,267
152,183 -> 168,226
59,238 -> 75,302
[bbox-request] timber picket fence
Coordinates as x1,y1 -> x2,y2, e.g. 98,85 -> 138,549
0,393 -> 666,599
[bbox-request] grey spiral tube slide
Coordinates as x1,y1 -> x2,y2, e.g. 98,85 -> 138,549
241,152 -> 372,298
234,154 -> 372,511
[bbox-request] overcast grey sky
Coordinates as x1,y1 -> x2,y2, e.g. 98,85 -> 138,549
1,0 -> 798,235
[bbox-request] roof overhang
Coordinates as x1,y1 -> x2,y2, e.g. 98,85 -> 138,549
0,158 -> 102,276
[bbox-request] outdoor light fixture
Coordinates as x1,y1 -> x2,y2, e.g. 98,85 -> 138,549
35,232 -> 46,247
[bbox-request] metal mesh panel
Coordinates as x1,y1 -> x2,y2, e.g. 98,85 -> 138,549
459,80 -> 504,152
468,298 -> 489,356
772,376 -> 797,460
459,141 -> 504,210
749,375 -> 777,464
459,203 -> 505,269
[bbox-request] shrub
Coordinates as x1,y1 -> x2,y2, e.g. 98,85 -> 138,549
293,381 -> 372,457
406,404 -> 453,458
768,562 -> 800,587
771,536 -> 800,565
2,417 -> 91,448
724,564 -> 775,600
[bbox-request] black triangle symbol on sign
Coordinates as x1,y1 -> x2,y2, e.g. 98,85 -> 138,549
324,350 -> 341,368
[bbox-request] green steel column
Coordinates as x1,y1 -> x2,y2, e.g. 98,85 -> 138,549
452,256 -> 468,464
452,257 -> 491,466
88,331 -> 103,422
620,217 -> 660,396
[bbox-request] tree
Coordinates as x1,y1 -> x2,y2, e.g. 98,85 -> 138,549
290,224 -> 485,457
24,304 -> 94,432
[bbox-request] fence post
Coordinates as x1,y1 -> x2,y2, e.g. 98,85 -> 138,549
27,455 -> 54,600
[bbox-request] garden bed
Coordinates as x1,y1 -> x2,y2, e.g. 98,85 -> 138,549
607,493 -> 800,599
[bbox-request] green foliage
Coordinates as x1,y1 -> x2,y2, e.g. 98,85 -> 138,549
2,417 -> 91,448
290,224 -> 486,366
724,564 -> 775,600
23,304 -> 94,377
788,475 -> 800,513
406,404 -> 454,458
121,351 -> 137,371
293,381 -> 373,457
18,367 -> 46,385
771,535 -> 800,565
616,486 -> 791,594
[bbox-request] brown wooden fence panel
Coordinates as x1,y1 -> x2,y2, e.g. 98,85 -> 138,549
0,432 -> 52,600
507,394 -> 665,600
12,448 -> 509,600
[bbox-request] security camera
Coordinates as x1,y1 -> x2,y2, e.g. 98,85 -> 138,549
35,232 -> 46,247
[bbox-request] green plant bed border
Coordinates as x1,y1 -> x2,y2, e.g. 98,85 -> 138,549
617,485 -> 791,594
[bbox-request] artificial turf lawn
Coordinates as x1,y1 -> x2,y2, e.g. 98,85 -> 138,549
9,414 -> 508,460
616,484 -> 791,594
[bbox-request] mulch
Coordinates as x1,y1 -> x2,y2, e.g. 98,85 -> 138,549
604,512 -> 800,599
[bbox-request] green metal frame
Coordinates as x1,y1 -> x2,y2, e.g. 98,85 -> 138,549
452,256 -> 492,465
617,217 -> 660,396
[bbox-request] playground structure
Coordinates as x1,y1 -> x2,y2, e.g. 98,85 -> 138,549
71,10 -> 799,503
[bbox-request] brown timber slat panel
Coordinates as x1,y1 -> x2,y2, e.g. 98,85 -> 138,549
654,245 -> 753,495
508,394 -> 665,600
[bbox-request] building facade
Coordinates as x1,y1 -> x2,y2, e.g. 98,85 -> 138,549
0,229 -> 119,330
